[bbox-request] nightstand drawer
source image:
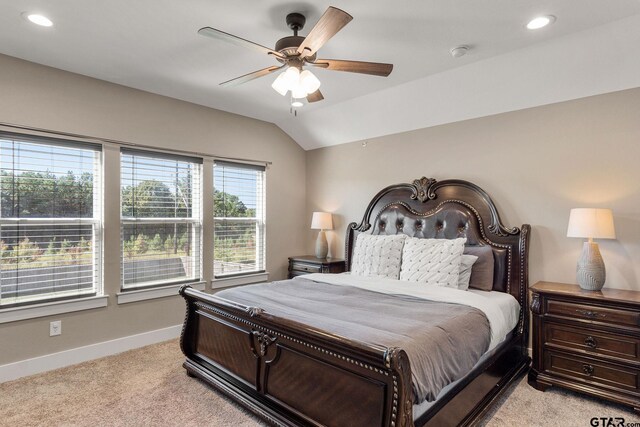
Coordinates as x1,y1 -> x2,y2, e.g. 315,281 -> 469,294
544,351 -> 640,395
290,262 -> 322,273
544,323 -> 640,363
547,299 -> 640,330
530,282 -> 640,411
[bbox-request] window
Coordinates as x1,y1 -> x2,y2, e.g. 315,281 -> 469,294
213,161 -> 265,277
0,133 -> 102,307
121,149 -> 201,289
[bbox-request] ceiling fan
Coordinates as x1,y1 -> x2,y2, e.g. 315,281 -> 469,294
198,6 -> 393,108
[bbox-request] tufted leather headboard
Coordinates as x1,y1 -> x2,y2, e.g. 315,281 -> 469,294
345,177 -> 531,338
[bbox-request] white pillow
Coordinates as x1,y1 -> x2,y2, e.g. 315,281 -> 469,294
458,254 -> 478,291
399,237 -> 467,288
351,233 -> 407,279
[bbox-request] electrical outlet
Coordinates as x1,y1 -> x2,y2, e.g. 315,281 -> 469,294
49,320 -> 61,336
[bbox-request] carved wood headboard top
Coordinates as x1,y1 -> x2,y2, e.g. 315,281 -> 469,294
344,177 -> 531,337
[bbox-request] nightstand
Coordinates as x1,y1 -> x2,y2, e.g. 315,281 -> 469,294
288,256 -> 345,279
529,281 -> 640,413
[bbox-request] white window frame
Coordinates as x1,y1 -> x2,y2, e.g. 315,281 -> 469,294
213,161 -> 266,279
120,149 -> 202,290
0,133 -> 103,309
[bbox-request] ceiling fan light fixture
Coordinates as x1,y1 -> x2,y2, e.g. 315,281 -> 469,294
291,99 -> 304,108
291,85 -> 307,99
202,6 -> 391,108
271,72 -> 289,96
299,70 -> 321,94
283,66 -> 300,86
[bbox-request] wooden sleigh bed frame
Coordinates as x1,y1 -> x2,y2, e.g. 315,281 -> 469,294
179,177 -> 531,426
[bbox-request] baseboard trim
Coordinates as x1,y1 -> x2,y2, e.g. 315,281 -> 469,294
0,324 -> 182,383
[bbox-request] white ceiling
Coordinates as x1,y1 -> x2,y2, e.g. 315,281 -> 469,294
1,0 -> 640,149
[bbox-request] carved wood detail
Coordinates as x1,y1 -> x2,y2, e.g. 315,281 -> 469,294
530,292 -> 541,315
518,224 -> 531,337
410,177 -> 437,202
252,330 -> 277,357
246,307 -> 264,317
386,347 -> 414,427
179,284 -> 194,357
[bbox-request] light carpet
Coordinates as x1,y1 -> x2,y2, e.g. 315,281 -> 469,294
0,339 -> 638,427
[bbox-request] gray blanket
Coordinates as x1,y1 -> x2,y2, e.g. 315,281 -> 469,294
216,278 -> 490,403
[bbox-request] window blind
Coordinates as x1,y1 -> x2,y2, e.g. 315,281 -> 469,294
213,161 -> 265,277
121,149 -> 201,288
0,133 -> 102,306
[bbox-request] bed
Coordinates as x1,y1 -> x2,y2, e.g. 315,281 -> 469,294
179,177 -> 531,426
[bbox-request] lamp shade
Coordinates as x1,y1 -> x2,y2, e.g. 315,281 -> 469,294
271,72 -> 289,96
567,208 -> 616,239
300,70 -> 321,94
291,85 -> 307,99
311,212 -> 333,230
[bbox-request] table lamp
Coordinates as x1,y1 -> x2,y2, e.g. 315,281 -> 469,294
311,212 -> 333,259
567,208 -> 616,290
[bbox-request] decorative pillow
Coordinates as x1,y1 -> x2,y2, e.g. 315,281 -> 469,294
464,246 -> 495,291
350,233 -> 407,279
399,238 -> 467,288
458,254 -> 478,291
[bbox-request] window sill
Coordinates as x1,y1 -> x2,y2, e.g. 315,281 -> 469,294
0,295 -> 109,324
117,281 -> 205,304
211,272 -> 270,290
211,273 -> 269,289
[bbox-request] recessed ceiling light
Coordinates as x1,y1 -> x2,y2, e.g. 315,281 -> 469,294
22,13 -> 53,27
526,15 -> 555,30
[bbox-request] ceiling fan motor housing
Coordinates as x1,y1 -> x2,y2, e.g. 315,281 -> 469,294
275,13 -> 316,63
286,12 -> 306,33
275,36 -> 316,62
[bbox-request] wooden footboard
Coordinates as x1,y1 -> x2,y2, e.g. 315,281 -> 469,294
180,285 -> 414,427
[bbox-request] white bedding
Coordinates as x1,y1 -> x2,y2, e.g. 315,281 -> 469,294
467,288 -> 520,344
301,273 -> 520,351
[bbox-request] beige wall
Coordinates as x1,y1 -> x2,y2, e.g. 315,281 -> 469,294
0,54 -> 307,364
306,88 -> 640,292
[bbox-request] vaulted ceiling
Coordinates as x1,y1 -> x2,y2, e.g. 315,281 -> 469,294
1,1 -> 640,150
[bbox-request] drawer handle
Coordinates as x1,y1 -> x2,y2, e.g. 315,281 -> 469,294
576,309 -> 606,319
584,336 -> 598,349
582,364 -> 594,376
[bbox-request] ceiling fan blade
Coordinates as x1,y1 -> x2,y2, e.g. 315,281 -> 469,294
310,59 -> 393,77
198,27 -> 285,59
297,7 -> 353,58
306,89 -> 324,103
220,65 -> 284,87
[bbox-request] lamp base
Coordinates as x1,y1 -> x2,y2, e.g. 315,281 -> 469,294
576,241 -> 606,291
315,230 -> 328,259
